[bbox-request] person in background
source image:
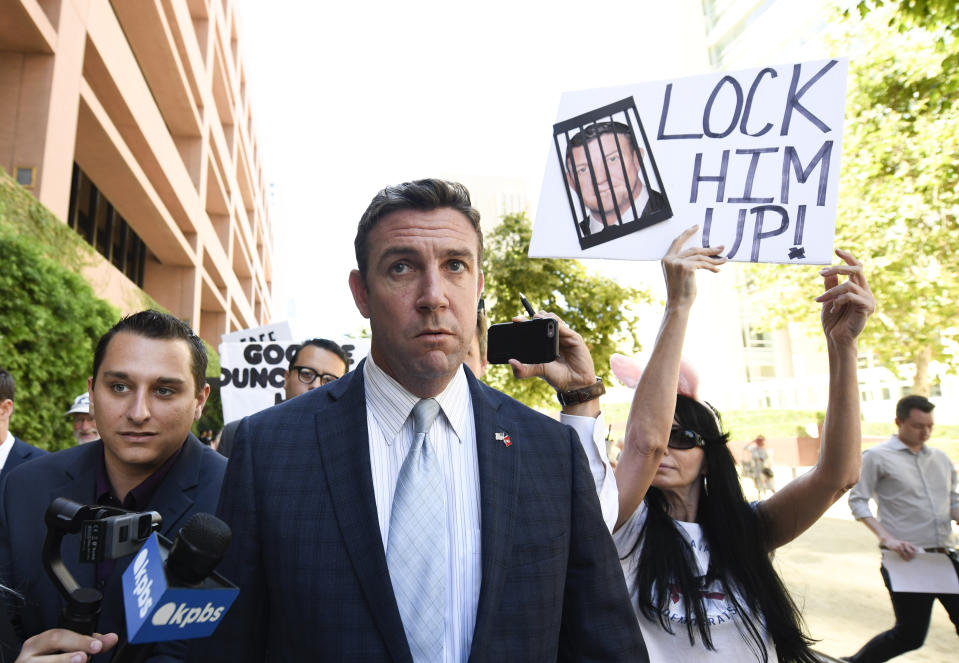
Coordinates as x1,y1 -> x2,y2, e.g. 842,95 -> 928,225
0,369 -> 47,484
216,338 -> 350,458
842,394 -> 959,663
742,434 -> 776,498
65,393 -> 99,444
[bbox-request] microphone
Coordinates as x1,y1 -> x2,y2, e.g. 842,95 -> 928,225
113,513 -> 238,662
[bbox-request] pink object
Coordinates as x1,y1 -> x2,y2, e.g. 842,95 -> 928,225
609,353 -> 700,399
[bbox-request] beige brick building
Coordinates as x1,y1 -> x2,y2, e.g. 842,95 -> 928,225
0,0 -> 272,345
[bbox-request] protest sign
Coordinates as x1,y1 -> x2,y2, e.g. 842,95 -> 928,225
220,321 -> 293,345
531,58 -> 848,264
218,336 -> 370,423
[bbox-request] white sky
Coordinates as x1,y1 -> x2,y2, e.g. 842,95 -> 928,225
234,0 -> 712,339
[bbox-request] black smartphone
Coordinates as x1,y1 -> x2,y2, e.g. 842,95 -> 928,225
486,318 -> 559,364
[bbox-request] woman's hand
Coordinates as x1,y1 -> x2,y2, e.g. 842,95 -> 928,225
816,249 -> 875,345
662,225 -> 726,310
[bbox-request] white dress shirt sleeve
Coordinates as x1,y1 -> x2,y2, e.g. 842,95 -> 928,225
848,449 -> 878,521
560,412 -> 618,532
950,464 -> 959,512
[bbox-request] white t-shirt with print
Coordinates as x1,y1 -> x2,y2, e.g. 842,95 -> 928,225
613,502 -> 778,663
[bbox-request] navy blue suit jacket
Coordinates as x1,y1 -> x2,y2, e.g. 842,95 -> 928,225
195,364 -> 646,662
0,435 -> 226,661
0,437 -> 48,483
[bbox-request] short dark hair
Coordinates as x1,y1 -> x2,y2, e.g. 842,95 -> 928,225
896,394 -> 935,422
354,178 -> 483,280
564,121 -> 640,175
288,338 -> 350,373
0,369 -> 14,402
92,310 -> 208,396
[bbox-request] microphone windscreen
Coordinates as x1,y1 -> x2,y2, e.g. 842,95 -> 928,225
166,513 -> 232,585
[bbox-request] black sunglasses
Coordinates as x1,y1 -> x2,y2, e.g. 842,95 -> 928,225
668,427 -> 706,450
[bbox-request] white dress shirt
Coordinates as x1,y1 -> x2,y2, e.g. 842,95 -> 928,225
561,412 -> 618,531
587,186 -> 651,235
0,431 -> 15,472
848,435 -> 959,548
364,356 -> 481,663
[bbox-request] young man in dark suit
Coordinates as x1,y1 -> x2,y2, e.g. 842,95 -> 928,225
0,369 -> 47,484
0,311 -> 226,662
200,179 -> 646,661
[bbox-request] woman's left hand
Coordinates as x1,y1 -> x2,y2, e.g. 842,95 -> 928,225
816,249 -> 875,344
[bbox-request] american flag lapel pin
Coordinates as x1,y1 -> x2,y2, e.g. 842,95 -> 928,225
495,432 -> 512,447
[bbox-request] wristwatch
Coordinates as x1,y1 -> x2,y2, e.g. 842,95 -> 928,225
556,377 -> 606,407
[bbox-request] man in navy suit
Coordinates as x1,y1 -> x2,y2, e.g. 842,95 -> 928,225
199,179 -> 645,661
0,369 -> 47,484
0,311 -> 226,662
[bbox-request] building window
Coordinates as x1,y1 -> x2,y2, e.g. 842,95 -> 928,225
14,167 -> 35,188
67,164 -> 146,287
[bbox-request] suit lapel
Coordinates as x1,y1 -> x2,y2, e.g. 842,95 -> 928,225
11,438 -> 29,462
148,434 -> 202,539
468,378 -> 519,659
316,364 -> 412,662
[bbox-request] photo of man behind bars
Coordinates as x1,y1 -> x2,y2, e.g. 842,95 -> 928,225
555,97 -> 672,250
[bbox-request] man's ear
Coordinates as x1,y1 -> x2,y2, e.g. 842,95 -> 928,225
194,383 -> 211,421
565,169 -> 579,193
0,399 -> 12,420
349,269 -> 371,319
476,269 -> 485,300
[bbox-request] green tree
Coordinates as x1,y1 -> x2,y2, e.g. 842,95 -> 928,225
746,6 -> 959,395
853,0 -> 959,33
481,212 -> 651,409
0,233 -> 117,450
0,168 -> 222,443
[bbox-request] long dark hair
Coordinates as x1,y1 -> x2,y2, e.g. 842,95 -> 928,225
630,394 -> 817,663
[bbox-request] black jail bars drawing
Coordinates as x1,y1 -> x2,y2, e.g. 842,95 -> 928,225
554,97 -> 672,250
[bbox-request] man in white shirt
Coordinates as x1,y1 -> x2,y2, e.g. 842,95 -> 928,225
0,369 -> 47,483
844,394 -> 959,663
200,178 -> 646,662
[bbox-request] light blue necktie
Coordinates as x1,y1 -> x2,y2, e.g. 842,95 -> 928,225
387,398 -> 446,662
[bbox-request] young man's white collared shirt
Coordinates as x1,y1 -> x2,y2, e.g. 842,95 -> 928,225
0,431 -> 15,472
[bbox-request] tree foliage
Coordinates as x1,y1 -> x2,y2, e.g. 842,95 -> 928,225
481,212 -> 651,409
0,168 -> 223,443
853,0 -> 959,34
745,6 -> 959,394
0,232 -> 117,450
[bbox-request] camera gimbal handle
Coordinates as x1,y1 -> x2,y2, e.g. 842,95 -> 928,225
42,498 -> 160,635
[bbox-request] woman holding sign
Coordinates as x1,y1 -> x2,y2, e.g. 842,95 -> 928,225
610,227 -> 874,662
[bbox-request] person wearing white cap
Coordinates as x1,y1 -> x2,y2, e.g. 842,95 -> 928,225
65,392 -> 98,444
